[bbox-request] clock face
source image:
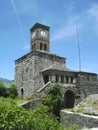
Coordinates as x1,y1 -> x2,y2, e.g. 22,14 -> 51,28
40,30 -> 48,37
32,31 -> 35,38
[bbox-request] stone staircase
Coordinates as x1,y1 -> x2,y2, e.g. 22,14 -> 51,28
37,81 -> 51,97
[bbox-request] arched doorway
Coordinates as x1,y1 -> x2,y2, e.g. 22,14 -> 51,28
21,88 -> 24,99
64,90 -> 75,108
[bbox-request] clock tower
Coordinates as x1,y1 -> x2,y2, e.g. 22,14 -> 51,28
30,23 -> 50,52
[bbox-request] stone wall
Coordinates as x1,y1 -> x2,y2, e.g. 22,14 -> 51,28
32,51 -> 66,94
15,50 -> 98,101
76,72 -> 98,100
60,110 -> 98,129
21,98 -> 41,110
15,51 -> 66,98
15,53 -> 35,97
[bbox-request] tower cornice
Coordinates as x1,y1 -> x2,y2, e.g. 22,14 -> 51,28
30,23 -> 50,32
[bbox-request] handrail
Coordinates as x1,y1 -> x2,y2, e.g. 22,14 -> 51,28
37,81 -> 51,93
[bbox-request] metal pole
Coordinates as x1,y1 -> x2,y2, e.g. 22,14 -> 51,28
76,23 -> 81,71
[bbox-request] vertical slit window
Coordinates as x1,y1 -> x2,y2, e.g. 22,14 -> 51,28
61,76 -> 64,83
40,43 -> 43,50
71,77 -> 73,83
66,76 -> 69,83
56,75 -> 59,82
44,44 -> 47,50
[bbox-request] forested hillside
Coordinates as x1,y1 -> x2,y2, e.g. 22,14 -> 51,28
0,77 -> 12,86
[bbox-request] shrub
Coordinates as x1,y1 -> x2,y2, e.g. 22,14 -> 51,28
8,84 -> 18,99
0,98 -> 65,130
0,83 -> 18,99
0,83 -> 9,97
42,84 -> 63,118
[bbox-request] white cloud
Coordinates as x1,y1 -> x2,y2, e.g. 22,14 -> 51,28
51,3 -> 98,42
51,24 -> 75,41
23,44 -> 29,51
13,0 -> 39,16
87,4 -> 98,32
88,4 -> 98,20
51,16 -> 83,41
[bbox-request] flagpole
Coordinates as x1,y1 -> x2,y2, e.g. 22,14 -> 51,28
76,23 -> 81,71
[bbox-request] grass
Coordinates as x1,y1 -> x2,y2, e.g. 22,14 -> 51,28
13,94 -> 34,106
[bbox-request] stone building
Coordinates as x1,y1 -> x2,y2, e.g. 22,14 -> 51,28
15,23 -> 98,107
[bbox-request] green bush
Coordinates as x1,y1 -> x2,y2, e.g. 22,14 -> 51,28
0,98 -> 65,130
8,84 -> 18,99
42,84 -> 63,118
0,83 -> 18,99
0,83 -> 9,97
31,104 -> 65,130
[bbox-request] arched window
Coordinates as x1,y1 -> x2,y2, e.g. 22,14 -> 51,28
21,88 -> 24,99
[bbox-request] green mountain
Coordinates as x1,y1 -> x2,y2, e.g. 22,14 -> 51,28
0,78 -> 12,87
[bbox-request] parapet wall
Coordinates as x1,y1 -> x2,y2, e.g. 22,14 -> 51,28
60,110 -> 98,129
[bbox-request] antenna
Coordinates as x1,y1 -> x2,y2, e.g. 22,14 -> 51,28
76,23 -> 81,71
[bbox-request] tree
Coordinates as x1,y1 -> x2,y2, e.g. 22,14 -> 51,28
8,84 -> 18,99
0,98 -> 65,130
42,84 -> 63,118
0,83 -> 8,97
0,83 -> 18,99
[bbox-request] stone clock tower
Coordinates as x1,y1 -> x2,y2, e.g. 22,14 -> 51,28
30,23 -> 50,52
15,22 -> 98,102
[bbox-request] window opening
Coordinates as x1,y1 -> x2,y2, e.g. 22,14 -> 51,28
44,44 -> 47,50
21,88 -> 24,99
66,76 -> 69,83
56,75 -> 59,82
34,44 -> 36,49
71,77 -> 73,83
26,68 -> 28,73
61,76 -> 64,83
40,43 -> 43,50
44,75 -> 49,84
32,45 -> 33,50
87,76 -> 90,81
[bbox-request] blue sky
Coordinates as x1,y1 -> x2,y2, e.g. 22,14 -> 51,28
0,0 -> 98,80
